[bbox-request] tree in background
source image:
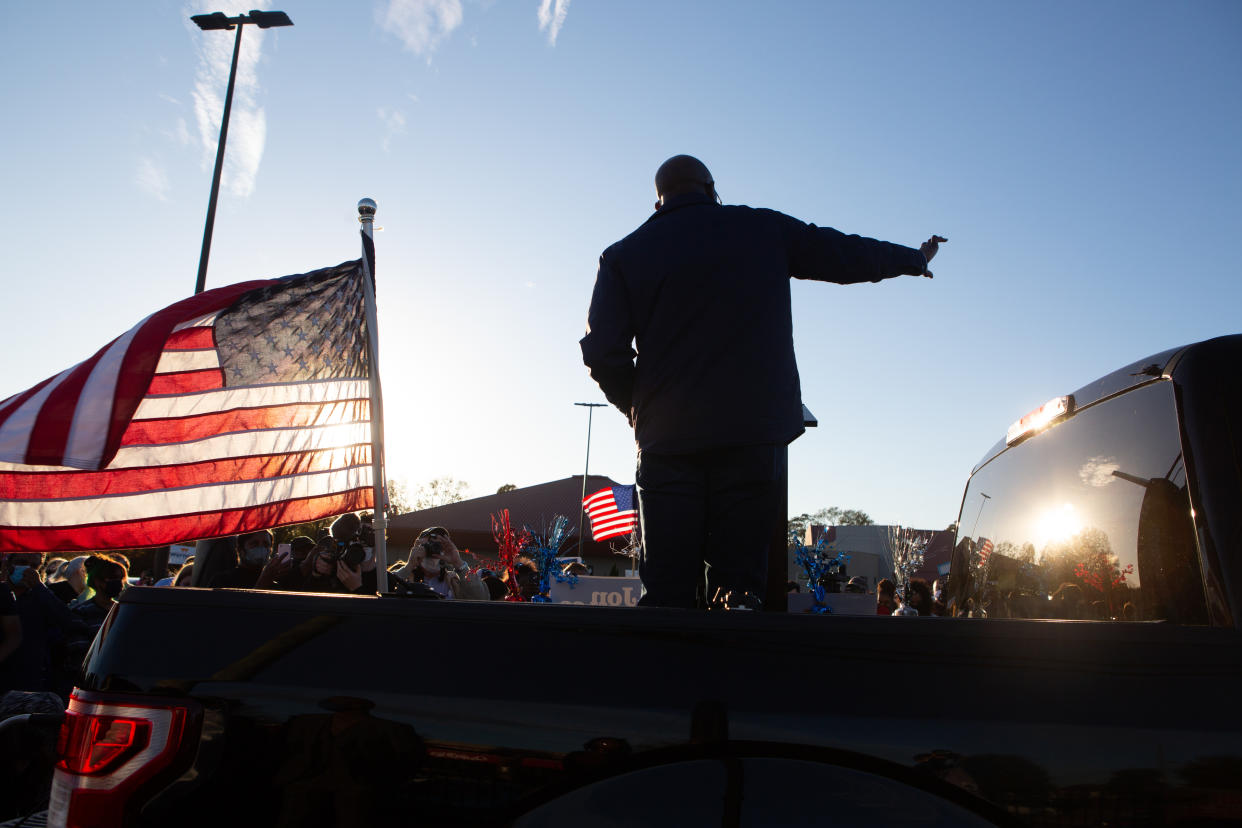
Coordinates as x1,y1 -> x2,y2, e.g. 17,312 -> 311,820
787,506 -> 873,541
411,476 -> 471,510
835,509 -> 874,526
387,478 -> 413,516
497,483 -> 517,494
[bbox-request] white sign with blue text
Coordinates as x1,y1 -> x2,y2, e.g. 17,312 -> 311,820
549,575 -> 642,607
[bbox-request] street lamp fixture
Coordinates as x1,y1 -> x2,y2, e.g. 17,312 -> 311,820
246,10 -> 293,28
190,9 -> 293,295
189,12 -> 233,30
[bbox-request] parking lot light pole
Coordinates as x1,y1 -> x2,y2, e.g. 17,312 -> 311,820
575,402 -> 607,552
191,9 -> 293,295
969,492 -> 991,539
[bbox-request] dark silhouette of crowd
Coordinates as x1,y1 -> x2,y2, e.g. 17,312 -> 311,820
1,551 -> 131,698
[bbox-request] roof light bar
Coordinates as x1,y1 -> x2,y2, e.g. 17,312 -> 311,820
1006,395 -> 1074,446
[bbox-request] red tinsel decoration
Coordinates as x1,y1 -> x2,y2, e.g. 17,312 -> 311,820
489,509 -> 532,601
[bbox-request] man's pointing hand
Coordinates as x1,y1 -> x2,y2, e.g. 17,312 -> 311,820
918,235 -> 947,278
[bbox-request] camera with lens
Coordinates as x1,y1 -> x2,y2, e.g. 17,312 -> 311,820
414,526 -> 450,564
421,535 -> 443,559
325,513 -> 368,569
326,541 -> 366,569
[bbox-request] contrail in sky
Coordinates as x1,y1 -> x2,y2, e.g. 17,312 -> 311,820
189,1 -> 271,198
377,0 -> 464,58
377,0 -> 571,56
537,0 -> 571,44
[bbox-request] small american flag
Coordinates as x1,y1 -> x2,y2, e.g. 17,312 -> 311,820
582,485 -> 637,542
0,243 -> 376,552
978,537 -> 994,564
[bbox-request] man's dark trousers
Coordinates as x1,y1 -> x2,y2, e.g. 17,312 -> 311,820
635,443 -> 787,608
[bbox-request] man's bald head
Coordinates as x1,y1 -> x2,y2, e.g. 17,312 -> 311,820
654,155 -> 718,207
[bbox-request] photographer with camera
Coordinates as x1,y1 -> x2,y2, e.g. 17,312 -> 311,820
391,527 -> 486,600
287,514 -> 376,595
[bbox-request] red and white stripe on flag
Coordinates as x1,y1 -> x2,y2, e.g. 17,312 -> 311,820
582,485 -> 637,542
0,258 -> 374,552
978,538 -> 994,563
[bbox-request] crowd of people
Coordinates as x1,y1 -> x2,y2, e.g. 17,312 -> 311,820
193,515 -> 571,602
874,577 -> 947,616
199,520 -> 550,602
1,514 -> 602,699
0,516 -> 509,697
0,550 -> 131,698
785,572 -> 951,617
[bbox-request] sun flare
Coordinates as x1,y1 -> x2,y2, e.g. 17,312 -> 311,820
1034,503 -> 1082,552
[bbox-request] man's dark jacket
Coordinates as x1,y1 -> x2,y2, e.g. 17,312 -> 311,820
581,192 -> 927,454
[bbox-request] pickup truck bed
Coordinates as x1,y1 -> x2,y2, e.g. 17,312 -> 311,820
65,585 -> 1242,827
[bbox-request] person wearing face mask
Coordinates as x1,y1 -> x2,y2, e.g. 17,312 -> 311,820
60,554 -> 128,694
207,530 -> 275,589
2,553 -> 74,692
67,555 -> 128,621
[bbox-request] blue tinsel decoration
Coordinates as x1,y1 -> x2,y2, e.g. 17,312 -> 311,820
526,515 -> 577,595
792,532 -> 851,614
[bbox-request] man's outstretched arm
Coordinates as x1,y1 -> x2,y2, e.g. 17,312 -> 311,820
779,210 -> 946,284
580,254 -> 637,422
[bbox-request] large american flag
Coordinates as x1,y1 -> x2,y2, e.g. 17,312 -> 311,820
0,249 -> 375,552
582,485 -> 637,542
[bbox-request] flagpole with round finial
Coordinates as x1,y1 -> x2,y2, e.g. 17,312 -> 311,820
358,198 -> 389,591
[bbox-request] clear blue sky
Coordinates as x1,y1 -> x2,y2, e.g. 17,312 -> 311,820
1,1 -> 1239,530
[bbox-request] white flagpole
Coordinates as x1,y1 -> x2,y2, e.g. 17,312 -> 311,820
358,198 -> 389,592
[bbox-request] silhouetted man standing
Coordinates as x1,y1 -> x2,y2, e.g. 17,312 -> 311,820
581,155 -> 945,609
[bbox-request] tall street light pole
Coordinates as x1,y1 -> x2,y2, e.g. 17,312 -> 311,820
191,9 -> 293,295
969,492 -> 991,539
574,402 -> 606,553
176,10 -> 292,585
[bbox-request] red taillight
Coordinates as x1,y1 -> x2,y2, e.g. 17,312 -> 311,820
57,712 -> 152,775
49,692 -> 199,828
